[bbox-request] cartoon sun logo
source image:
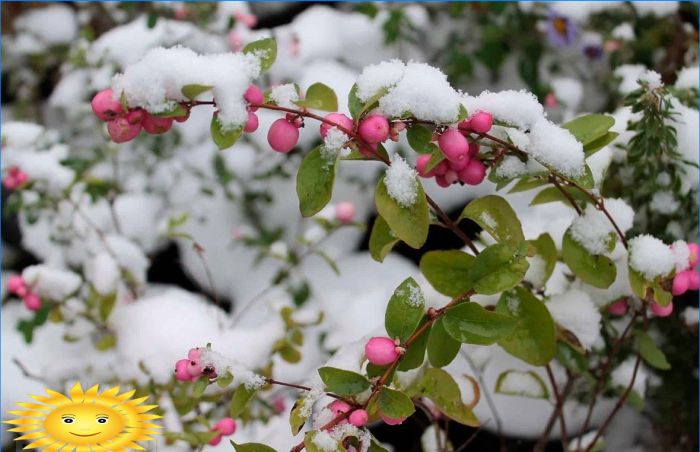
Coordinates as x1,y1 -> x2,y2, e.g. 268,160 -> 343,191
4,382 -> 162,451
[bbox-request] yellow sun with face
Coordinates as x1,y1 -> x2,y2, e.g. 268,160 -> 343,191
4,382 -> 162,451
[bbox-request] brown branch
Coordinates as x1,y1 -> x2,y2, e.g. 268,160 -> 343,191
550,175 -> 583,214
534,375 -> 575,452
545,364 -> 569,446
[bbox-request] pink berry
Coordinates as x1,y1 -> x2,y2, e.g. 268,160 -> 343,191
457,119 -> 471,132
686,270 -> 699,291
335,202 -> 355,224
606,299 -> 628,316
349,409 -> 368,427
470,111 -> 493,134
381,414 -> 406,426
7,275 -> 25,294
444,169 -> 459,185
91,88 -> 124,121
173,107 -> 191,123
244,85 -> 264,111
365,336 -> 399,366
175,359 -> 193,382
433,160 -> 449,176
329,400 -> 352,415
416,154 -> 434,178
126,108 -> 146,125
187,359 -> 203,378
672,271 -> 690,296
688,243 -> 699,267
272,397 -> 286,413
448,156 -> 469,172
188,347 -> 202,361
107,117 -> 141,143
651,301 -> 673,317
23,292 -> 41,311
320,113 -> 354,138
267,118 -> 300,153
228,31 -> 244,52
213,417 -> 237,436
209,434 -> 223,446
358,142 -> 377,158
358,114 -> 390,144
235,11 -> 258,28
438,129 -> 469,163
458,159 -> 486,185
7,168 -> 28,188
244,111 -> 259,133
468,142 -> 480,158
142,115 -> 174,135
435,175 -> 451,188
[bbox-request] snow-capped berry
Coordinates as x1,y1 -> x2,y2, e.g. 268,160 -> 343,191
335,202 -> 355,224
320,113 -> 354,138
267,118 -> 300,153
107,117 -> 141,143
435,174 -> 450,188
175,359 -> 193,382
688,243 -> 699,267
438,129 -> 469,162
329,400 -> 351,415
470,111 -> 493,134
91,88 -> 123,121
244,84 -> 264,111
458,159 -> 486,185
7,275 -> 26,295
607,299 -> 628,316
213,417 -> 237,435
187,360 -> 203,378
468,142 -> 480,158
209,434 -> 223,446
126,108 -> 146,125
142,115 -> 174,135
651,301 -> 673,317
381,414 -> 406,426
686,270 -> 699,291
672,271 -> 690,296
365,336 -> 399,366
23,292 -> 41,311
244,111 -> 259,133
358,114 -> 390,144
188,347 -> 202,361
349,409 -> 368,427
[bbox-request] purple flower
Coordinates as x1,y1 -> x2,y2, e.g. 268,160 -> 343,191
546,12 -> 578,47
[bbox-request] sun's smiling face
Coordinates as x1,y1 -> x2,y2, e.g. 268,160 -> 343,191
44,403 -> 126,445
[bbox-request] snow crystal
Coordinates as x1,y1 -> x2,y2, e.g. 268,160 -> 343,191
112,46 -> 261,129
299,387 -> 324,418
22,265 -> 82,301
199,348 -> 266,390
546,290 -> 601,350
462,90 -> 544,129
329,423 -> 372,451
570,200 -> 634,255
524,255 -> 548,289
1,122 -> 44,147
650,191 -> 680,215
675,66 -> 699,90
528,119 -> 585,177
357,60 -> 462,123
611,357 -> 648,395
614,64 -> 647,95
628,235 -> 675,279
85,253 -> 120,296
312,430 -> 339,452
656,172 -> 671,187
668,98 -> 699,194
406,283 -> 424,307
671,241 -> 690,271
270,83 -> 300,109
494,156 -> 528,179
103,235 -> 150,285
480,212 -> 497,230
639,70 -> 663,89
682,307 -> 699,327
321,128 -> 349,164
550,77 -> 583,111
14,5 -> 77,46
498,371 -> 546,398
384,155 -> 418,207
612,23 -> 635,41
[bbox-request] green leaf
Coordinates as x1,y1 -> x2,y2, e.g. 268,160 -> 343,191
374,175 -> 429,249
427,316 -> 461,367
192,376 -> 208,398
181,84 -> 213,100
635,331 -> 671,370
530,186 -> 587,208
369,215 -> 399,262
495,370 -> 549,399
495,287 -> 556,366
467,242 -> 530,295
561,114 -> 615,146
98,291 -> 117,322
297,83 -> 338,111
385,277 -> 425,342
562,229 -> 616,289
348,84 -> 363,120
153,103 -> 187,118
304,431 -> 343,452
528,233 -> 557,287
95,333 -> 116,351
569,163 -> 595,189
231,441 -> 277,452
508,176 -> 548,194
289,399 -> 309,435
443,302 -> 517,345
296,146 -> 338,217
231,384 -> 258,417
217,371 -> 234,388
210,115 -> 243,150
584,131 -> 619,156
406,125 -> 437,154
460,195 -> 524,244
378,387 -> 415,419
424,148 -> 445,173
318,367 -> 370,396
413,368 -> 479,426
397,318 -> 430,371
419,250 -> 474,296
243,38 -> 277,73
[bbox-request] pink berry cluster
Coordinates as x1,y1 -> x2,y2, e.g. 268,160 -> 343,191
91,88 -> 188,143
2,167 -> 28,190
671,243 -> 699,296
208,417 -> 237,446
174,348 -> 216,382
328,399 -> 403,428
243,84 -> 264,134
7,275 -> 41,311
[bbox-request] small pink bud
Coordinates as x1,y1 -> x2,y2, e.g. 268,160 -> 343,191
91,88 -> 124,121
235,12 -> 258,28
470,111 -> 493,134
175,359 -> 193,382
335,202 -> 355,224
438,129 -> 469,163
606,299 -> 628,316
142,114 -> 174,135
329,400 -> 352,415
688,243 -> 699,267
7,275 -> 26,295
686,270 -> 699,291
651,301 -> 673,317
107,117 -> 141,143
244,111 -> 259,133
272,396 -> 286,413
320,113 -> 354,138
23,292 -> 41,311
267,118 -> 300,153
544,93 -> 558,108
188,347 -> 202,361
209,433 -> 223,446
358,114 -> 390,144
187,359 -> 203,378
672,271 -> 690,296
244,85 -> 264,111
435,174 -> 451,188
213,417 -> 237,436
365,336 -> 400,366
381,414 -> 406,426
458,159 -> 486,185
349,409 -> 368,427
228,31 -> 244,52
